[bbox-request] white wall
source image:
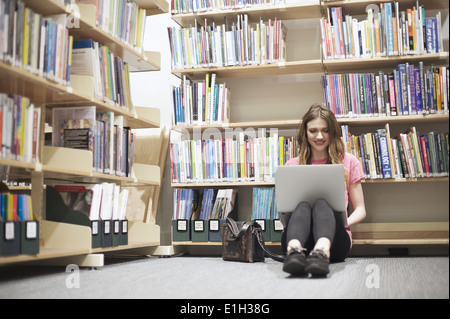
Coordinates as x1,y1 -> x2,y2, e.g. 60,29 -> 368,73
130,12 -> 180,128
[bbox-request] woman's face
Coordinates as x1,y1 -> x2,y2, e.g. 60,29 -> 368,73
306,118 -> 330,155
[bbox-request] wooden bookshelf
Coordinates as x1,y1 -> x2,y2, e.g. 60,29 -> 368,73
172,53 -> 449,80
173,113 -> 449,132
172,60 -> 324,80
0,62 -> 161,129
135,0 -> 170,15
168,0 -> 450,253
172,177 -> 449,188
171,1 -> 322,26
0,0 -> 166,266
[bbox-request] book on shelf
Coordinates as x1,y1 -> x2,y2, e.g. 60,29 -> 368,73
51,106 -> 134,177
172,74 -> 231,126
71,39 -> 134,112
1,93 -> 41,163
341,124 -> 449,179
52,182 -> 129,221
0,0 -> 74,85
322,63 -> 449,117
168,14 -> 287,69
252,187 -> 278,220
169,130 -> 298,183
0,193 -> 34,222
173,188 -> 237,221
74,0 -> 147,53
170,0 -> 302,14
320,2 -> 444,60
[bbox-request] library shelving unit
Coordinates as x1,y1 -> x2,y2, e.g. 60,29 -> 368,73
0,0 -> 169,267
169,0 -> 449,253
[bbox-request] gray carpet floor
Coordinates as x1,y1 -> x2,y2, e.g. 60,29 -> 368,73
0,256 -> 448,299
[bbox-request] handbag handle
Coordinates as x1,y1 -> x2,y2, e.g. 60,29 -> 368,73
226,218 -> 253,240
226,218 -> 286,262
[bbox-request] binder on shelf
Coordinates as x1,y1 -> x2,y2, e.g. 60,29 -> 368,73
2,221 -> 21,257
208,219 -> 226,242
112,220 -> 121,247
270,219 -> 284,243
91,220 -> 102,249
120,220 -> 128,246
21,221 -> 39,255
254,219 -> 271,242
101,220 -> 113,248
172,219 -> 190,242
191,220 -> 209,242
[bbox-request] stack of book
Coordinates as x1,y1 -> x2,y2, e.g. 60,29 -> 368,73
341,124 -> 449,179
52,182 -> 129,221
74,0 -> 147,53
1,93 -> 41,163
0,189 -> 39,257
0,0 -> 74,85
52,106 -> 134,177
172,74 -> 231,126
173,188 -> 237,221
320,2 -> 444,60
322,63 -> 449,117
252,187 -> 278,220
71,39 -> 134,112
169,133 -> 298,183
168,14 -> 287,69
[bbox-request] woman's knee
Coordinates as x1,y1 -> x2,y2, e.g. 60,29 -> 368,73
295,201 -> 312,213
313,198 -> 333,213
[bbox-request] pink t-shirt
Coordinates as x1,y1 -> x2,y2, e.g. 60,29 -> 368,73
284,153 -> 365,243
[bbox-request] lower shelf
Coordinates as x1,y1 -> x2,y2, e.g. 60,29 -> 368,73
173,222 -> 450,247
173,238 -> 449,246
0,220 -> 161,266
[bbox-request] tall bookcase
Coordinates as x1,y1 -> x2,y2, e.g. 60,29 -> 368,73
169,0 -> 449,254
0,0 -> 169,267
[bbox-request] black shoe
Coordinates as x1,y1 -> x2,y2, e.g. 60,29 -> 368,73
283,250 -> 307,276
305,250 -> 330,277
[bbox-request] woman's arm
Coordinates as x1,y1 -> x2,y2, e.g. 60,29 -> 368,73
347,181 -> 366,227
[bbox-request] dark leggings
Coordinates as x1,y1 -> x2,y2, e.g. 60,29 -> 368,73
281,199 -> 351,263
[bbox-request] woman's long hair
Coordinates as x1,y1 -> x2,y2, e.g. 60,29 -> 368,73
297,104 -> 345,165
297,104 -> 349,188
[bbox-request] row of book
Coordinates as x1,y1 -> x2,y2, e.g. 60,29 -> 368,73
172,74 -> 231,126
0,193 -> 34,222
0,93 -> 41,163
52,182 -> 129,221
71,39 -> 134,112
341,124 -> 449,179
74,0 -> 147,53
51,106 -> 134,177
320,2 -> 445,60
168,15 -> 287,69
169,133 -> 298,183
0,0 -> 74,86
173,188 -> 237,220
321,63 -> 449,118
252,187 -> 278,220
170,0 -> 301,14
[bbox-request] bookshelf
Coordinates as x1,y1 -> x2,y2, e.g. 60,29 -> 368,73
0,0 -> 169,266
168,0 -> 449,252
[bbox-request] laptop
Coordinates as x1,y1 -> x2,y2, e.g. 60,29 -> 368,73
275,164 -> 347,227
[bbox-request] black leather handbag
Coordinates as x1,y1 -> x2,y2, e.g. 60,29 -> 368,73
221,218 -> 285,263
